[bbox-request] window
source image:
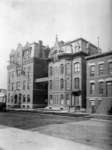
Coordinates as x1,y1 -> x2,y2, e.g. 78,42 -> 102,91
23,95 -> 26,102
66,94 -> 70,105
10,55 -> 15,65
27,82 -> 31,90
50,66 -> 53,76
108,62 -> 112,74
24,68 -> 27,76
106,81 -> 112,97
11,96 -> 13,103
74,62 -> 80,73
74,78 -> 80,89
99,64 -> 103,75
27,95 -> 30,102
99,82 -> 103,94
49,80 -> 52,90
8,83 -> 11,91
60,78 -> 64,89
28,71 -> 31,80
12,83 -> 14,91
66,63 -> 70,74
17,52 -> 20,64
90,83 -> 95,94
90,66 -> 95,76
60,94 -> 64,105
8,93 -> 10,102
16,81 -> 20,90
9,72 -> 11,81
23,81 -> 26,90
66,78 -> 70,90
23,48 -> 31,60
17,69 -> 21,77
12,71 -> 15,78
60,64 -> 64,74
50,95 -> 52,104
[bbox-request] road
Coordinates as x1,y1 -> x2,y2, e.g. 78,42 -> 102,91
0,111 -> 112,150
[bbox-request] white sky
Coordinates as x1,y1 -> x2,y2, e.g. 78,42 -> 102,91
0,0 -> 112,89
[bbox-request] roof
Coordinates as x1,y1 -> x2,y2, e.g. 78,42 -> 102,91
86,50 -> 112,60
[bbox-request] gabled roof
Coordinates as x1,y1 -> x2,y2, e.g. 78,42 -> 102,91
23,42 -> 31,50
10,49 -> 16,56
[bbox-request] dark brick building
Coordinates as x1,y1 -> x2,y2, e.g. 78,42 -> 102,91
7,41 -> 50,109
46,37 -> 99,111
86,51 -> 112,114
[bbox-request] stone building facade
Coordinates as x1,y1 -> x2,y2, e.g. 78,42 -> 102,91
86,51 -> 112,114
47,37 -> 99,111
7,41 -> 50,109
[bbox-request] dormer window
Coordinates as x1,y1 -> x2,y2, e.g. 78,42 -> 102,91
17,52 -> 21,64
23,48 -> 31,60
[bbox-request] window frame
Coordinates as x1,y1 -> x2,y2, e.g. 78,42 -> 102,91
90,65 -> 95,76
74,62 -> 80,73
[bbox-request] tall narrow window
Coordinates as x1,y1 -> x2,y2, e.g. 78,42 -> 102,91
12,71 -> 15,78
50,66 -> 53,76
12,83 -> 14,91
60,78 -> 64,89
28,67 -> 31,80
108,62 -> 112,74
49,95 -> 52,104
99,64 -> 103,75
27,82 -> 31,90
60,64 -> 64,74
74,62 -> 80,73
27,95 -> 30,102
23,95 -> 26,102
90,66 -> 95,76
99,82 -> 103,94
90,83 -> 95,94
66,94 -> 70,105
24,68 -> 27,76
66,78 -> 70,90
49,80 -> 52,90
106,81 -> 112,97
23,81 -> 26,90
74,78 -> 79,89
17,52 -> 20,64
16,81 -> 20,90
60,94 -> 64,105
66,63 -> 70,74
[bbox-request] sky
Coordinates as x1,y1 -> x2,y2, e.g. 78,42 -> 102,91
0,0 -> 112,89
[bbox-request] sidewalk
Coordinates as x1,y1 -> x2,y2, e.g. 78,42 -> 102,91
0,126 -> 103,150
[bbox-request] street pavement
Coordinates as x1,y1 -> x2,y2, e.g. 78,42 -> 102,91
0,125 -> 103,150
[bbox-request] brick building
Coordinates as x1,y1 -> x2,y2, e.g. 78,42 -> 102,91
86,51 -> 112,114
46,36 -> 99,111
7,41 -> 50,109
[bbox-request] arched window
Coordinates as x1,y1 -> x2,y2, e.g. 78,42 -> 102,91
60,64 -> 64,74
60,78 -> 64,89
66,63 -> 70,74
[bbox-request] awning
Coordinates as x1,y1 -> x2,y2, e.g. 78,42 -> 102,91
72,89 -> 81,96
35,77 -> 49,83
